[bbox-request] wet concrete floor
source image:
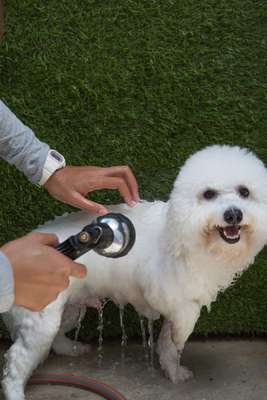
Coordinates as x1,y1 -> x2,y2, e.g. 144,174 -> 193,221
0,339 -> 267,400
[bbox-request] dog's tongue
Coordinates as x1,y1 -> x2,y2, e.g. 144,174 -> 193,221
224,226 -> 239,236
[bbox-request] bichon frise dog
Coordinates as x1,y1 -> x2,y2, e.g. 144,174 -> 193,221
2,145 -> 267,400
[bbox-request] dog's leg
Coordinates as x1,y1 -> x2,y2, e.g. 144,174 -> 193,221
157,319 -> 193,383
157,303 -> 200,383
52,305 -> 91,356
2,302 -> 64,400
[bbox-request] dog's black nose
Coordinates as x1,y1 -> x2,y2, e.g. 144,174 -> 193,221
224,207 -> 243,225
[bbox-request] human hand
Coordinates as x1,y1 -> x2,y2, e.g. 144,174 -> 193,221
1,232 -> 86,311
44,165 -> 140,215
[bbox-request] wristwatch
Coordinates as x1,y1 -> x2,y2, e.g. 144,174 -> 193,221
38,149 -> 66,186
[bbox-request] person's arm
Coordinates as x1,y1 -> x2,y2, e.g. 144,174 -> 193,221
0,252 -> 14,312
0,100 -> 50,183
0,100 -> 140,213
0,100 -> 139,312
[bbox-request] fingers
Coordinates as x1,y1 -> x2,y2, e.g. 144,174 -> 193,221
84,175 -> 137,207
53,251 -> 87,280
77,165 -> 139,207
52,262 -> 85,282
102,176 -> 136,206
44,164 -> 140,213
69,192 -> 108,215
69,261 -> 87,279
28,232 -> 59,246
104,166 -> 140,203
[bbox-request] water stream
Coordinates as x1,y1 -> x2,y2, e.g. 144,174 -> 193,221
139,315 -> 149,360
74,306 -> 87,342
97,299 -> 110,366
73,300 -> 156,368
148,318 -> 155,367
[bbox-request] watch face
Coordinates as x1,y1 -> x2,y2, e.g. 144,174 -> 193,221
51,150 -> 64,163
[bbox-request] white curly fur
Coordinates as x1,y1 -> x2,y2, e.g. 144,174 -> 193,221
2,145 -> 267,400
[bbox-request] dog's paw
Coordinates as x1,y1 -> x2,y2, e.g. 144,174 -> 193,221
176,365 -> 194,382
164,364 -> 193,383
52,336 -> 91,357
70,342 -> 92,357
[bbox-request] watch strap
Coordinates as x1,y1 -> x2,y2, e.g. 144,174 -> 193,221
38,149 -> 66,186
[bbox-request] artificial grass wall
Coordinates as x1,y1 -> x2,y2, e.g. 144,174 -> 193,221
0,0 -> 267,338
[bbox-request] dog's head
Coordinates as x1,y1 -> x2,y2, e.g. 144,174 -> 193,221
169,145 -> 267,268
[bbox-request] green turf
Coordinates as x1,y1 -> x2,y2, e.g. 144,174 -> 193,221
0,0 -> 267,337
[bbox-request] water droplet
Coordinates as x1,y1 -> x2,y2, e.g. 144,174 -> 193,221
148,318 -> 155,367
74,306 -> 87,342
139,315 -> 150,362
119,304 -> 128,360
97,298 -> 110,366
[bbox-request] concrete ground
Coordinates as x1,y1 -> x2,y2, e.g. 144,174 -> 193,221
0,339 -> 267,400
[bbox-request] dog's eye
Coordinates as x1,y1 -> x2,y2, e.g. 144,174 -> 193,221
203,189 -> 217,200
238,186 -> 250,198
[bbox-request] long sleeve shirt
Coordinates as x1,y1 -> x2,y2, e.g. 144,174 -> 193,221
0,99 -> 50,312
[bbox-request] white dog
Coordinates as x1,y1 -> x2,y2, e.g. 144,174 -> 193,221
2,145 -> 267,400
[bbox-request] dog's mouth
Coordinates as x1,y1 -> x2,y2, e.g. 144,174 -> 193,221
216,225 -> 241,244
